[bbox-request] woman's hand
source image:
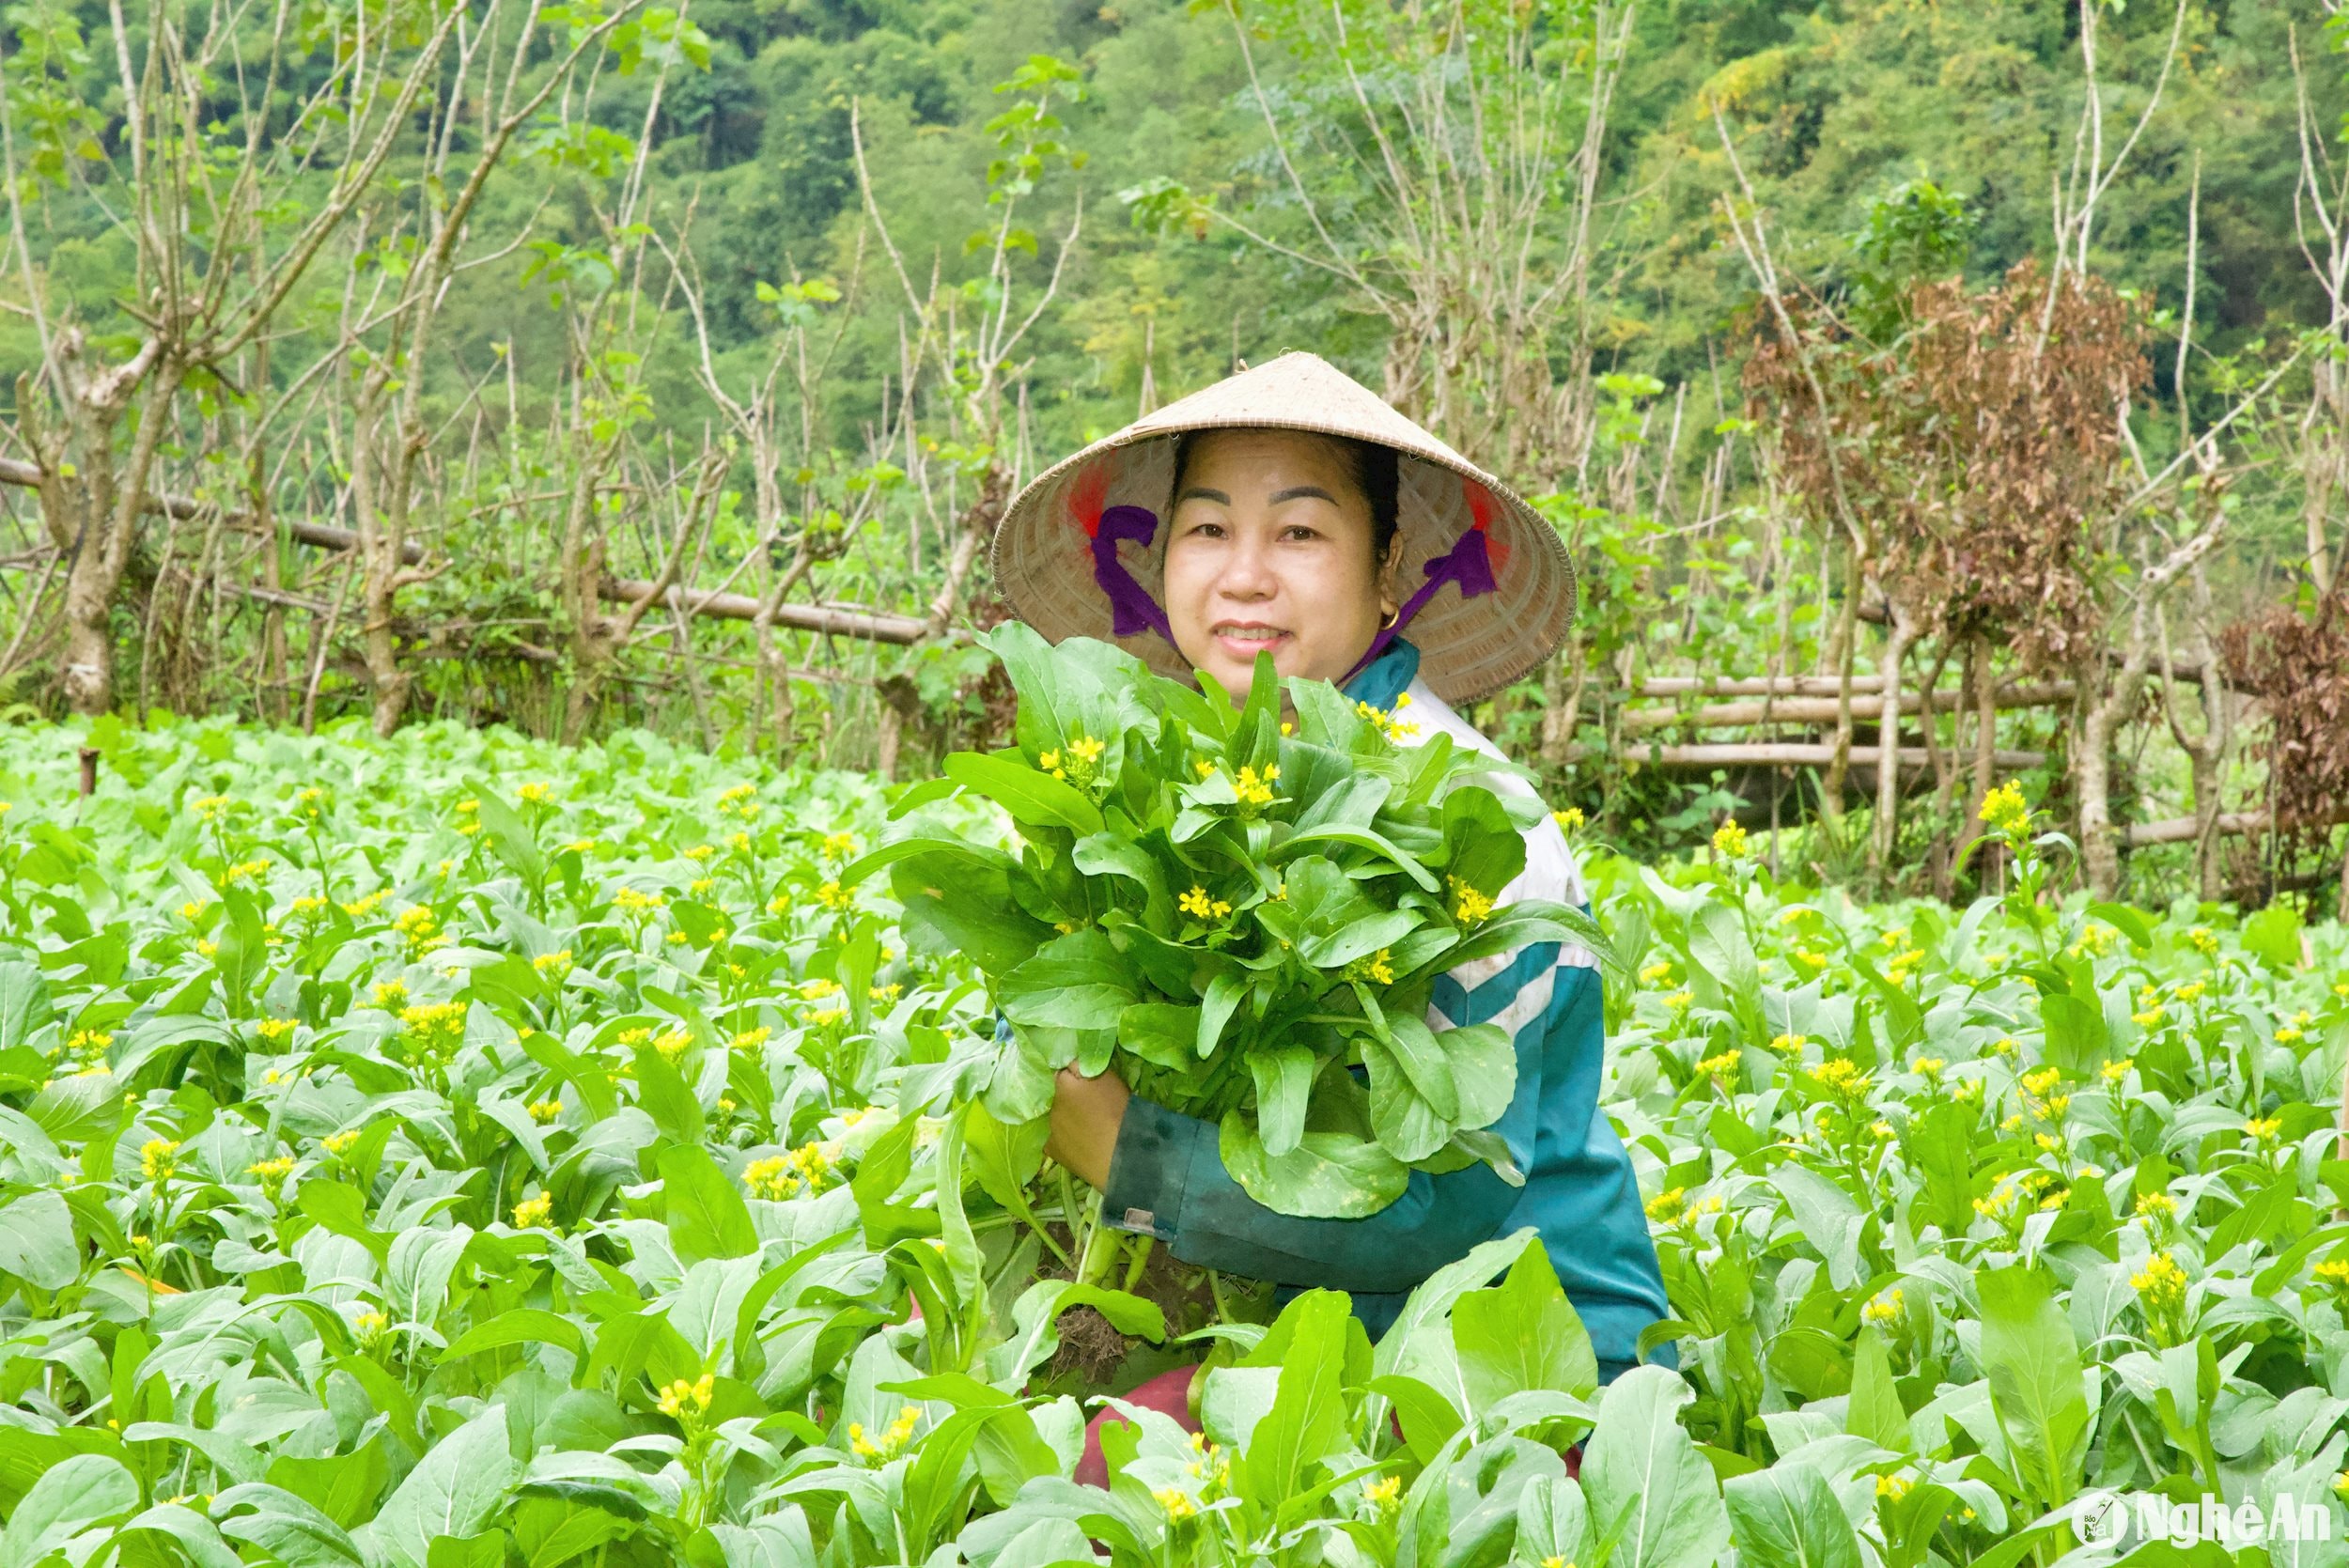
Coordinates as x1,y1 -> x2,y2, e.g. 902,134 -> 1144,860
1045,1065 -> 1130,1188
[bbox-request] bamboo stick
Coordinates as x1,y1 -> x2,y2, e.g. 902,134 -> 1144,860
2122,805 -> 2349,847
1620,682 -> 2074,731
1569,742 -> 2048,769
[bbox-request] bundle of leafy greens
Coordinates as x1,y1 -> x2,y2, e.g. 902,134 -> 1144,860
847,627 -> 1610,1219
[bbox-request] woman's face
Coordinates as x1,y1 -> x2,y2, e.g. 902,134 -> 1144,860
1161,429 -> 1393,697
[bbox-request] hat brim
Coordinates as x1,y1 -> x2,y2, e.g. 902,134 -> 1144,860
990,354 -> 1576,705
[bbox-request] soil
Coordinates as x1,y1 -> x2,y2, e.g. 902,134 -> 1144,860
1034,1222 -> 1230,1388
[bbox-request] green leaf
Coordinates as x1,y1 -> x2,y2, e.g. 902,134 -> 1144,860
1219,1113 -> 1410,1219
0,1189 -> 79,1289
1250,1045 -> 1315,1157
1977,1265 -> 2088,1512
1579,1366 -> 1732,1568
2242,902 -> 2305,971
466,782 -> 545,885
659,1145 -> 757,1263
1379,1012 -> 1462,1122
360,1409 -> 514,1568
1450,1242 -> 1598,1403
1240,1290 -> 1348,1511
0,953 -> 54,1054
0,1453 -> 138,1566
999,930 -> 1137,1032
443,1310 -> 587,1364
1721,1464 -> 1865,1568
942,751 -> 1104,835
1845,1326 -> 1909,1453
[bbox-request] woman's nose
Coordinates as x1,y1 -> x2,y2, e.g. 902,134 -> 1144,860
1214,536 -> 1276,599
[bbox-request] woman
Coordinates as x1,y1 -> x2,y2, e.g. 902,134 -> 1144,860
989,352 -> 1668,1391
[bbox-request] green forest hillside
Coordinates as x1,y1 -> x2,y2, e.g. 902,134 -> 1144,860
0,0 -> 2344,909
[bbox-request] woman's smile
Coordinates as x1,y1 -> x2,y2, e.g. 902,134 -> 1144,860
1211,621 -> 1292,660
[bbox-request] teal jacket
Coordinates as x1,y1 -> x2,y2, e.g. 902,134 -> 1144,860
1100,642 -> 1671,1374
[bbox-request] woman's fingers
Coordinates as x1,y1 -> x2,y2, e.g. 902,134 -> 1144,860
1046,1065 -> 1129,1188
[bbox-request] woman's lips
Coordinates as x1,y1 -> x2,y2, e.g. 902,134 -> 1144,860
1213,627 -> 1290,660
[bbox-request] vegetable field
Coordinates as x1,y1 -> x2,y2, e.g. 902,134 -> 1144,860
2,716 -> 2347,1568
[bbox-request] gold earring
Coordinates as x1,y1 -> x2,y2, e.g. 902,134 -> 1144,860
1379,605 -> 1401,630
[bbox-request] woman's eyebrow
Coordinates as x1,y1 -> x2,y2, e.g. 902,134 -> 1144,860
1268,485 -> 1338,505
1175,485 -> 1230,505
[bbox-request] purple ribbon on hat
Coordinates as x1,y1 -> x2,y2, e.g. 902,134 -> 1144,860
1091,505 -> 1177,645
1347,519 -> 1498,680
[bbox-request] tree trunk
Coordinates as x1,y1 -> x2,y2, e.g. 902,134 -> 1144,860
1869,600 -> 1916,884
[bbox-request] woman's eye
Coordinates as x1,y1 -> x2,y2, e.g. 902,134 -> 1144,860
1187,521 -> 1225,539
1281,525 -> 1319,542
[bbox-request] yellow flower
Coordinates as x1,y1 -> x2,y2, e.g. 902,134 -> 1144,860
354,1310 -> 389,1339
683,843 -> 716,862
765,893 -> 792,917
1807,1058 -> 1870,1097
2132,1251 -> 2189,1313
2021,1067 -> 2061,1097
2175,980 -> 2206,1001
1644,1187 -> 1686,1223
745,1142 -> 842,1201
813,880 -> 856,911
1639,960 -> 1674,986
656,1374 -> 716,1421
533,950 -> 573,979
1974,1181 -> 2020,1219
1449,877 -> 1495,925
2314,1259 -> 2349,1290
1712,820 -> 1750,860
1233,764 -> 1278,807
194,939 -> 218,959
1178,885 -> 1233,921
528,1099 -> 564,1125
1769,1032 -> 1805,1054
848,1404 -> 922,1463
511,1193 -> 553,1229
247,1156 -> 295,1186
517,782 -> 552,805
2101,1058 -> 2132,1083
140,1138 -> 180,1181
2247,1115 -> 2283,1144
1552,807 -> 1584,833
1343,949 -> 1397,986
2135,1189 -> 2178,1219
653,1029 -> 692,1063
1153,1485 -> 1197,1521
1353,699 -> 1420,743
1067,735 -> 1106,766
323,1129 -> 362,1157
1793,949 -> 1828,971
1861,1288 -> 1904,1327
2278,1026 -> 2306,1046
1661,989 -> 1693,1012
2187,925 -> 2219,957
731,1026 -> 772,1053
1910,1056 -> 1944,1079
1363,1475 -> 1402,1514
1876,1473 -> 1914,1500
1977,781 -> 2030,836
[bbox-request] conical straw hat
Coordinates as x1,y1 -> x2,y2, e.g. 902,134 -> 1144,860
991,351 -> 1576,704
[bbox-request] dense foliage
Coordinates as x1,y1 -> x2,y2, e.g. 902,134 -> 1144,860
864,628 -> 1605,1219
2,717 -> 2348,1564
